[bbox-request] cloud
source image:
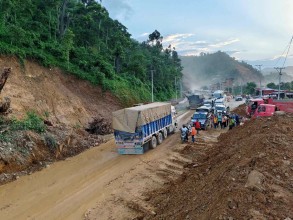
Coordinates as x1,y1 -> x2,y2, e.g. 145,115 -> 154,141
103,0 -> 133,21
140,32 -> 149,37
209,38 -> 240,48
224,50 -> 241,56
136,31 -> 243,58
163,33 -> 194,43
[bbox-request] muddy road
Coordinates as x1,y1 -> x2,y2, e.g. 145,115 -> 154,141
0,101 -> 243,220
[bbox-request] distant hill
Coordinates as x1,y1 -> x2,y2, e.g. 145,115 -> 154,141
180,51 -> 263,91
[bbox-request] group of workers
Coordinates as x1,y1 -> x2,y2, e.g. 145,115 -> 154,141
210,112 -> 240,130
180,119 -> 201,143
180,111 -> 242,144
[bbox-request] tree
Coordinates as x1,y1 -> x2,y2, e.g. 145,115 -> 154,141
267,82 -> 277,89
244,82 -> 257,95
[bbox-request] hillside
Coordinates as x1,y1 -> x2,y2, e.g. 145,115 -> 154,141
0,57 -> 122,183
0,0 -> 182,103
180,51 -> 263,91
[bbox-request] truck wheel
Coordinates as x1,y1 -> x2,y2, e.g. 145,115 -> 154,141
157,132 -> 163,145
150,136 -> 157,149
162,128 -> 168,139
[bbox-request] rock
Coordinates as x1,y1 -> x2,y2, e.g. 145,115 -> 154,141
151,211 -> 156,216
276,175 -> 281,179
275,111 -> 285,115
245,170 -> 265,191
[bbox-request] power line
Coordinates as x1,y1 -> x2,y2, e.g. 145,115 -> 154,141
282,35 -> 293,68
274,35 -> 293,67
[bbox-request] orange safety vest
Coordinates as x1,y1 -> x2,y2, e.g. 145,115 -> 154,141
191,127 -> 197,135
214,117 -> 218,123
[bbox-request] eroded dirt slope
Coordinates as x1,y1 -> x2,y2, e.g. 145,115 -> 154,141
0,56 -> 122,183
85,105 -> 292,220
0,56 -> 121,125
141,113 -> 293,220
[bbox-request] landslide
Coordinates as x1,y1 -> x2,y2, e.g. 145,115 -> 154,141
0,57 -> 122,184
143,112 -> 293,219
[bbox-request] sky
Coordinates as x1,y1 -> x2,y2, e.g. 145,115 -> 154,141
103,0 -> 293,68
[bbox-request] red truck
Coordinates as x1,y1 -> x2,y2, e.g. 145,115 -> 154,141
247,97 -> 293,117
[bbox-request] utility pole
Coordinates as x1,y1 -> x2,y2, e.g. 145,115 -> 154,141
151,69 -> 154,102
274,67 -> 285,100
255,64 -> 262,97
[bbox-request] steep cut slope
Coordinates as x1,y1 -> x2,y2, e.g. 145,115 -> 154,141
0,56 -> 121,125
0,56 -> 122,183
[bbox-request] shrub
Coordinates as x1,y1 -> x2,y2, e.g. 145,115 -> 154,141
11,111 -> 45,133
44,134 -> 57,153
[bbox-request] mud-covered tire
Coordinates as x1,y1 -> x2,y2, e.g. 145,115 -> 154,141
157,132 -> 163,145
162,128 -> 168,139
150,136 -> 157,149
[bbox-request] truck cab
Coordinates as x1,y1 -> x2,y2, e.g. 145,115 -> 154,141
253,104 -> 276,117
246,98 -> 264,116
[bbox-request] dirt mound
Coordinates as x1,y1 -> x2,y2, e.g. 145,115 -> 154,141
142,114 -> 293,219
231,103 -> 247,117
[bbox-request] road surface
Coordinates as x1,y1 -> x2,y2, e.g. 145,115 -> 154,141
0,100 -> 243,220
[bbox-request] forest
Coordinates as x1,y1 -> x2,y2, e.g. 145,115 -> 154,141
0,0 -> 182,105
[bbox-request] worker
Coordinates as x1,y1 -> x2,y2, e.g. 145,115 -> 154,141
190,124 -> 197,143
218,113 -> 222,129
213,115 -> 218,129
229,117 -> 235,130
180,125 -> 188,142
223,114 -> 228,128
194,119 -> 201,135
210,113 -> 214,128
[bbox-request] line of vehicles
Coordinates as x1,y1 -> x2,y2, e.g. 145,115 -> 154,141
190,96 -> 229,130
111,90 -> 293,155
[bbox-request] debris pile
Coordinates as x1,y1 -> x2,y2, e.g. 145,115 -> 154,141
231,103 -> 247,117
86,117 -> 112,135
142,114 -> 293,219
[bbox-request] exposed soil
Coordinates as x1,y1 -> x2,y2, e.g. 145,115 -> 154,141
0,56 -> 122,184
140,111 -> 293,220
0,95 -> 292,219
231,103 -> 247,117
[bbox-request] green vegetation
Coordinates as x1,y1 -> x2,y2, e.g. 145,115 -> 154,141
267,81 -> 293,90
0,0 -> 182,104
0,112 -> 45,143
11,111 -> 45,133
